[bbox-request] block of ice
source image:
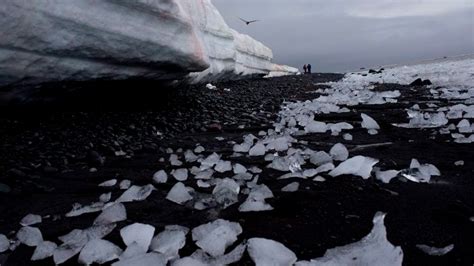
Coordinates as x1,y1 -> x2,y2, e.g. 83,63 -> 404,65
268,157 -> 291,172
166,182 -> 193,205
343,133 -> 353,141
194,146 -> 205,154
20,214 -> 42,226
193,169 -> 214,180
303,169 -> 319,178
116,184 -> 155,203
99,192 -> 112,203
192,219 -> 242,257
310,151 -> 332,166
375,169 -> 400,184
112,252 -> 167,266
94,203 -> 127,225
99,179 -> 117,187
315,163 -> 335,174
416,244 -> 454,256
119,180 -> 131,190
66,202 -> 104,217
249,143 -> 266,156
267,137 -> 291,152
17,226 -> 43,247
169,154 -> 183,166
183,242 -> 246,265
239,185 -> 274,212
305,121 -> 328,133
281,182 -> 299,192
153,170 -> 168,184
0,234 -> 10,253
402,159 -> 441,183
300,212 -> 403,266
119,242 -> 146,261
120,223 -> 155,252
171,168 -> 189,181
31,241 -> 57,261
78,239 -> 122,265
313,176 -> 326,182
200,153 -> 221,170
215,160 -> 232,173
361,113 -> 380,131
184,150 -> 199,163
172,257 -> 208,266
213,178 -> 240,208
233,163 -> 247,174
329,143 -> 349,161
329,156 -> 379,179
150,229 -> 186,260
248,238 -> 297,266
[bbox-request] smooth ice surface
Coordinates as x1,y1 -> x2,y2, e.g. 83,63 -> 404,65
17,226 -> 43,247
301,212 -> 403,266
153,170 -> 168,184
166,182 -> 193,205
20,214 -> 42,226
171,168 -> 189,181
31,241 -> 57,261
120,223 -> 155,252
192,219 -> 242,257
248,238 -> 297,266
0,234 -> 10,253
78,239 -> 122,265
329,156 -> 379,179
116,184 -> 155,203
329,143 -> 349,161
112,252 -> 166,266
94,203 -> 127,225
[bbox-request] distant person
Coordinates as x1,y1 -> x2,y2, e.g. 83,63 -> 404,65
303,64 -> 307,74
307,64 -> 312,74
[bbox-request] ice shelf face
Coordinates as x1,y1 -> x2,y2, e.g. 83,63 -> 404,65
0,0 -> 297,87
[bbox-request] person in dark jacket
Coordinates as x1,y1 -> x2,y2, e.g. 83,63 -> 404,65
307,64 -> 312,74
303,64 -> 307,74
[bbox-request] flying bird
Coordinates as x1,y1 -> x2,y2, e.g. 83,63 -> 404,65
239,17 -> 259,25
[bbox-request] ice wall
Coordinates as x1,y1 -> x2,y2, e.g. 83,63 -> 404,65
0,0 -> 297,87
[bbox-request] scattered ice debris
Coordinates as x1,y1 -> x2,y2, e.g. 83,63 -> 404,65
17,226 -> 43,247
66,202 -> 104,217
120,223 -> 155,252
375,168 -> 400,184
395,111 -> 448,129
171,168 -> 189,181
249,143 -> 266,156
112,252 -> 167,266
329,143 -> 349,161
94,203 -> 127,225
233,163 -> 247,174
248,238 -> 297,266
166,182 -> 194,205
153,170 -> 168,184
416,244 -> 454,256
150,226 -> 187,260
99,179 -> 117,187
116,184 -> 155,203
361,113 -> 380,135
300,212 -> 403,266
282,182 -> 299,192
401,159 -> 440,183
78,239 -> 122,265
99,192 -> 112,203
119,180 -> 131,190
239,185 -> 274,212
192,219 -> 242,257
215,160 -> 232,173
212,178 -> 240,208
31,241 -> 57,261
20,214 -> 42,226
454,160 -> 464,166
329,156 -> 379,179
0,234 -> 9,253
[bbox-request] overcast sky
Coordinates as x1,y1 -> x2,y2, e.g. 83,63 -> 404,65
213,0 -> 474,72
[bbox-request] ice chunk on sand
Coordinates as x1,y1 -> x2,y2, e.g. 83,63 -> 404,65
112,252 -> 167,266
298,212 -> 403,266
66,202 -> 104,217
329,143 -> 349,161
169,154 -> 183,166
119,242 -> 145,261
248,238 -> 297,266
194,145 -> 205,154
375,169 -> 400,184
78,239 -> 122,265
171,168 -> 189,181
361,113 -> 380,135
416,244 -> 454,256
31,241 -> 57,261
153,170 -> 168,184
215,160 -> 232,173
233,163 -> 247,174
20,214 -> 42,226
305,121 -> 328,133
329,156 -> 379,179
120,223 -> 155,252
313,176 -> 326,182
267,137 -> 291,151
402,159 -> 440,183
116,184 -> 155,203
99,179 -> 117,187
150,228 -> 186,259
172,257 -> 208,266
239,185 -> 274,212
249,143 -> 266,156
184,150 -> 199,163
119,179 -> 131,190
310,151 -> 332,166
181,242 -> 246,265
343,133 -> 353,141
94,203 -> 127,225
100,192 -> 112,203
166,182 -> 193,205
192,219 -> 242,257
0,234 -> 10,253
315,163 -> 335,174
200,153 -> 221,170
213,178 -> 240,208
17,226 -> 43,247
282,182 -> 299,192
